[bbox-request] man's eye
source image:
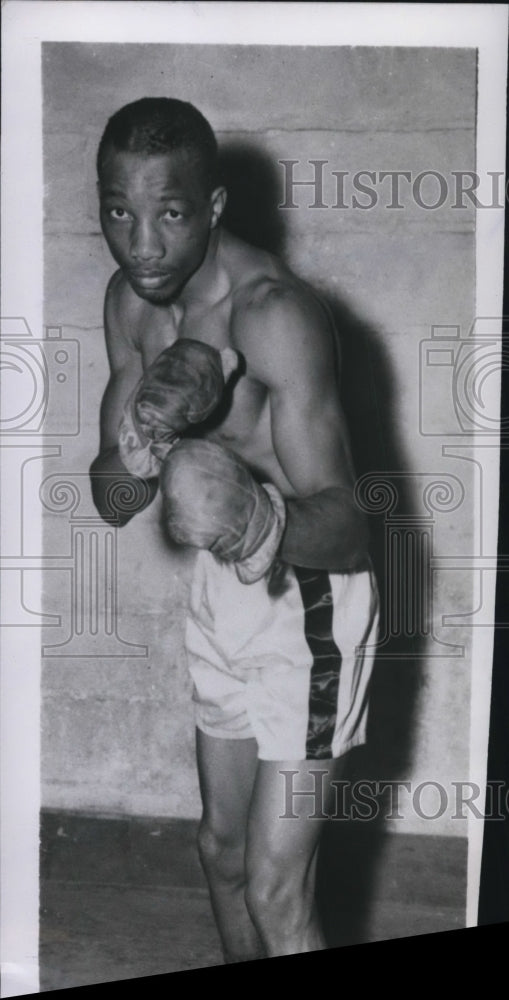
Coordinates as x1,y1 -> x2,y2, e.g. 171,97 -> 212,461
109,208 -> 131,221
163,209 -> 183,221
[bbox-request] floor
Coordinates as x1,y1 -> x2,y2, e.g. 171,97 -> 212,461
39,811 -> 467,991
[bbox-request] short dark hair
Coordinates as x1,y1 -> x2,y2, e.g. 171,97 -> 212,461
97,97 -> 218,193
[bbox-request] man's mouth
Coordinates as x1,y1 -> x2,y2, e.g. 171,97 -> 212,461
129,270 -> 172,288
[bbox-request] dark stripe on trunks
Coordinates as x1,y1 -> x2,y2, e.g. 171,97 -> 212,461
294,567 -> 342,760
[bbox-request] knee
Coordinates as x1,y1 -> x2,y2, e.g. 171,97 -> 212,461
245,856 -> 295,927
197,819 -> 245,886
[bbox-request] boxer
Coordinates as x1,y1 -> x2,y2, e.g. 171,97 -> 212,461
90,97 -> 379,962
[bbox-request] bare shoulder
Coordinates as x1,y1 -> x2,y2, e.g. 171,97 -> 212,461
231,269 -> 338,388
104,269 -> 146,350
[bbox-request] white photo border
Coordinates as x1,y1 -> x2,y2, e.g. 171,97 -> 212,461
1,2 -> 507,995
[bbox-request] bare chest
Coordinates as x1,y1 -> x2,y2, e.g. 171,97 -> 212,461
135,301 -> 273,468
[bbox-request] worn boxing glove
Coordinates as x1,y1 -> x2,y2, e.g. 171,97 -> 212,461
160,438 -> 286,584
118,339 -> 238,479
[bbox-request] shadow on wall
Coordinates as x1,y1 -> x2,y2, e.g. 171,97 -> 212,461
219,141 -> 287,255
219,138 -> 427,946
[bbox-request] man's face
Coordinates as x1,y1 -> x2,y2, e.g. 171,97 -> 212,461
99,147 -> 222,303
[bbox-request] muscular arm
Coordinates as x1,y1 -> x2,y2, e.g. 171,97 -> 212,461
242,287 -> 368,572
89,273 -> 158,525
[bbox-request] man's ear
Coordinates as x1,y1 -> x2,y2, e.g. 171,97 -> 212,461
209,186 -> 227,230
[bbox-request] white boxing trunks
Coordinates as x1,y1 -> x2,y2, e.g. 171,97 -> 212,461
185,552 -> 380,761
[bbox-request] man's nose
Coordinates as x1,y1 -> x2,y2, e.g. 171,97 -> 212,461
130,221 -> 165,261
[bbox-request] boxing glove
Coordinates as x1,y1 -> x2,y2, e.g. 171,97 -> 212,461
160,438 -> 286,584
118,339 -> 238,479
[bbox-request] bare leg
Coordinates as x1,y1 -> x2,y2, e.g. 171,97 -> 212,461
195,729 -> 265,963
244,756 -> 345,958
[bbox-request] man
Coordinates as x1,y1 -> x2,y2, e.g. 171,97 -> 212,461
90,97 -> 379,962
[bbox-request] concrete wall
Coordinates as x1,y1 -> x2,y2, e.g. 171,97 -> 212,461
41,43 -> 478,832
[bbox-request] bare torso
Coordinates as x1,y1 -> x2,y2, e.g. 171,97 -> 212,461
110,228 -> 345,496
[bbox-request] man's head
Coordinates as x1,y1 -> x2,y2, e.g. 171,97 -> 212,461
97,98 -> 226,303
97,97 -> 218,194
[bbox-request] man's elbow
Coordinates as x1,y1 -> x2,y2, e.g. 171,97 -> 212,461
344,508 -> 370,571
324,492 -> 370,571
88,464 -> 121,525
88,460 -> 150,526
322,485 -> 371,571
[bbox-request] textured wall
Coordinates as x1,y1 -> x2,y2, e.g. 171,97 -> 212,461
41,43 -> 477,832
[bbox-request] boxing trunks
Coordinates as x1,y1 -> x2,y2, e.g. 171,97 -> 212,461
185,551 -> 380,761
